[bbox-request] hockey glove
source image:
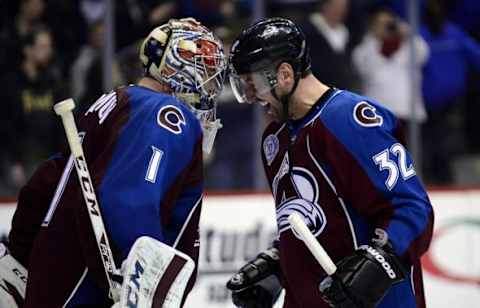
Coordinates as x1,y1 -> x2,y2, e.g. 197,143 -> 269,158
319,243 -> 406,308
0,243 -> 27,308
226,247 -> 283,308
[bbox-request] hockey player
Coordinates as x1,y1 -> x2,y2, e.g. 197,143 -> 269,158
226,18 -> 433,308
0,18 -> 226,307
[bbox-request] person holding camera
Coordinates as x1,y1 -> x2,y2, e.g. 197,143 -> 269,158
353,6 -> 429,134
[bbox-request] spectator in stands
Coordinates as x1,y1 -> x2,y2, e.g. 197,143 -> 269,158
379,0 -> 426,20
420,0 -> 480,184
0,0 -> 46,74
448,0 -> 480,38
177,0 -> 219,26
79,0 -> 177,50
44,0 -> 87,78
448,0 -> 480,153
0,26 -> 67,194
116,40 -> 145,85
71,20 -> 105,103
353,7 -> 429,133
298,0 -> 359,91
70,20 -> 123,112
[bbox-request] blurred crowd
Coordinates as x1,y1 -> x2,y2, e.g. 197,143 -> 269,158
1,0 -> 480,196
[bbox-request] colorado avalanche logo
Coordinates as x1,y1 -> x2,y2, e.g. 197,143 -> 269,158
276,167 -> 327,238
277,198 -> 327,238
353,101 -> 383,127
157,105 -> 186,134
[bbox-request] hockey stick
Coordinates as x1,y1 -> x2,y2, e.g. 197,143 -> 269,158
54,98 -> 121,301
288,212 -> 337,275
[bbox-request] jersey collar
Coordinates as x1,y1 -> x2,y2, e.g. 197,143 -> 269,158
288,87 -> 337,133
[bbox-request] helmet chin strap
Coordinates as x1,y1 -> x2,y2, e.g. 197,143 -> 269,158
270,73 -> 301,122
270,73 -> 301,174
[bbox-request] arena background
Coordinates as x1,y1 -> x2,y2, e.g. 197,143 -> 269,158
2,0 -> 480,306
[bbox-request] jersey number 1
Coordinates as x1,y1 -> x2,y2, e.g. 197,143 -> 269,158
145,146 -> 164,183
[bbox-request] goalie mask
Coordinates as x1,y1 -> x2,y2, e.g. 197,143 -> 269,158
140,18 -> 226,153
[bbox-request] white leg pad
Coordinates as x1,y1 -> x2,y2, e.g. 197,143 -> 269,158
0,244 -> 27,308
117,236 -> 195,308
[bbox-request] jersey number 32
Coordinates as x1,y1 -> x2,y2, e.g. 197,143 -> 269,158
372,143 -> 415,190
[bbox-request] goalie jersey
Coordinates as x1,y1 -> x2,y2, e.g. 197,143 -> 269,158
10,85 -> 204,307
261,89 -> 433,308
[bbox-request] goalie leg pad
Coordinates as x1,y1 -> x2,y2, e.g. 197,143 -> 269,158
0,244 -> 27,308
117,236 -> 195,308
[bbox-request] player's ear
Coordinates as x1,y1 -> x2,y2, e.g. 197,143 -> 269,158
277,62 -> 294,88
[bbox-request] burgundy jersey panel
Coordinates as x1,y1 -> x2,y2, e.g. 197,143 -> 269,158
318,119 -> 396,228
24,173 -> 87,307
261,122 -> 357,308
8,157 -> 67,268
22,88 -> 131,307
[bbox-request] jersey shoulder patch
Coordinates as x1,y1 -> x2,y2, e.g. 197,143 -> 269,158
125,85 -> 200,136
321,91 -> 394,131
262,122 -> 286,165
147,91 -> 201,137
157,104 -> 186,134
263,134 -> 280,166
353,101 -> 383,127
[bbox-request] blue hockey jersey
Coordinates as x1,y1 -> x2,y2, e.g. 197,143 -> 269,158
18,85 -> 204,307
262,89 -> 433,308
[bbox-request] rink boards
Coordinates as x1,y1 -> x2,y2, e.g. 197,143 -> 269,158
0,190 -> 479,307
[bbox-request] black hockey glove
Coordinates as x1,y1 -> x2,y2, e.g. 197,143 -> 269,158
319,243 -> 407,308
226,247 -> 283,308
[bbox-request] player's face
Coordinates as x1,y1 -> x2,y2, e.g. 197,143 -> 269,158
230,71 -> 285,121
32,31 -> 53,66
23,0 -> 45,20
253,77 -> 285,121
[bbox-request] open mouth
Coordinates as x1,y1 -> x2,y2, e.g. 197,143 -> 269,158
262,102 -> 275,116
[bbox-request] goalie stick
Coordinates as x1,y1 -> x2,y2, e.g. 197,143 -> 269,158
54,98 -> 122,301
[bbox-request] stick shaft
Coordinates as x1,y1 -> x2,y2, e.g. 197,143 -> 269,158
288,212 -> 337,275
54,99 -> 121,298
